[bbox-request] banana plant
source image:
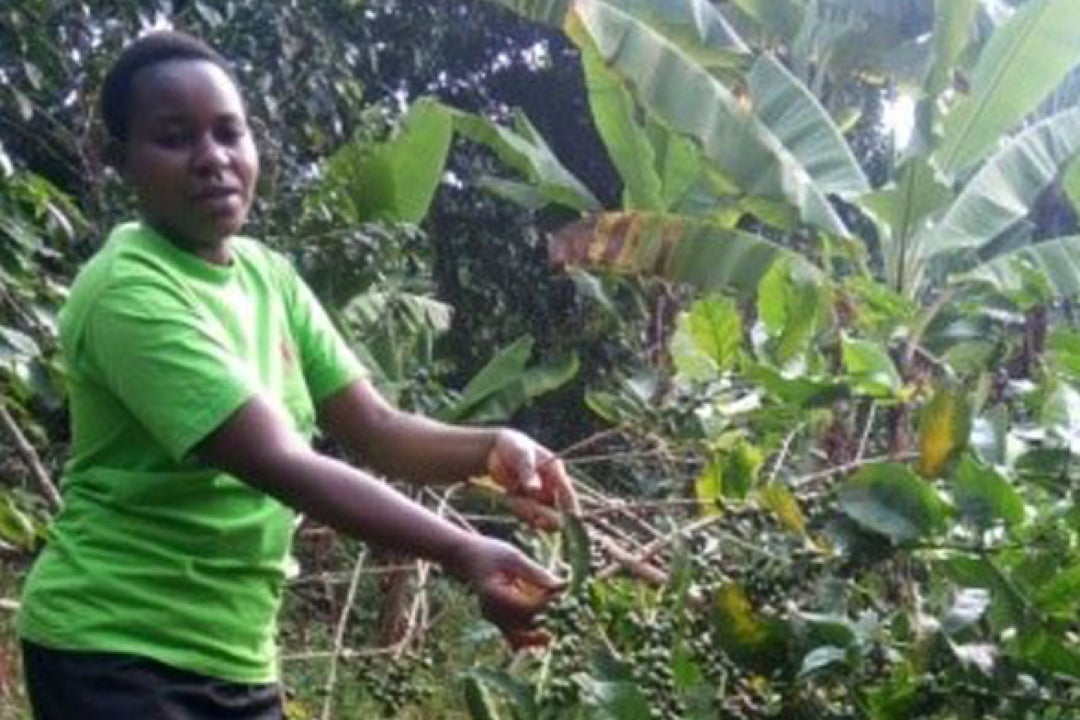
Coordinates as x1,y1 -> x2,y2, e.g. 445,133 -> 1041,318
457,0 -> 1080,413
862,0 -> 1080,300
302,98 -> 583,420
467,0 -> 882,299
725,0 -> 938,88
935,0 -> 1080,178
474,0 -> 1080,307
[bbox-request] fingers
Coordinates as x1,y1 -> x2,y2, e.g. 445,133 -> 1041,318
482,571 -> 559,612
465,538 -> 566,651
507,439 -> 542,496
489,430 -> 582,526
489,431 -> 542,496
537,455 -> 580,515
481,566 -> 562,649
483,582 -> 550,623
505,495 -> 561,532
480,553 -> 563,619
507,550 -> 565,592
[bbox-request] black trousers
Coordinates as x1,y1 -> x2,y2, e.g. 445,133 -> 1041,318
21,641 -> 285,720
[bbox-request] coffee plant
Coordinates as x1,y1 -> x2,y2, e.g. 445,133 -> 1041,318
460,368 -> 1080,718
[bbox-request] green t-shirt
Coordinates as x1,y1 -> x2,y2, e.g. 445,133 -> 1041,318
18,222 -> 365,683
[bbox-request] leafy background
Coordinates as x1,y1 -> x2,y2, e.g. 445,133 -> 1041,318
6,0 -> 1080,718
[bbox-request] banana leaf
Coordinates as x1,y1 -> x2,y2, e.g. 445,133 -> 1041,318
726,0 -> 803,42
748,54 -> 869,198
569,2 -> 850,236
966,235 -> 1080,300
924,0 -> 979,98
603,0 -> 749,69
438,336 -> 579,423
787,0 -> 933,84
859,158 -> 952,293
937,0 -> 1080,176
449,108 -> 601,212
549,211 -> 822,297
313,98 -> 453,224
486,0 -> 749,65
573,25 -> 664,210
922,108 -> 1080,264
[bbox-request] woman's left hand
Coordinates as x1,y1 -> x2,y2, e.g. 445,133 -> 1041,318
487,429 -> 579,530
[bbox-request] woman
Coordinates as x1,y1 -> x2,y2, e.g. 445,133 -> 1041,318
17,30 -> 575,719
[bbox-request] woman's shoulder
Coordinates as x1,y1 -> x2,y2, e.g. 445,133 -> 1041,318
66,224 -> 185,304
230,236 -> 301,284
230,234 -> 281,265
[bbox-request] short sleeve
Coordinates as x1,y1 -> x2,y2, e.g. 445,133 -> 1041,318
85,282 -> 258,462
278,258 -> 367,403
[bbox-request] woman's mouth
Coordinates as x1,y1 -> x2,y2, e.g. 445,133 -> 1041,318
192,187 -> 242,214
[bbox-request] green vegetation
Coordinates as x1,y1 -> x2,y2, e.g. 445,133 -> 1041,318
6,0 -> 1080,717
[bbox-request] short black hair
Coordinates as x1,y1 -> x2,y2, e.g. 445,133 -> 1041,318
100,30 -> 236,142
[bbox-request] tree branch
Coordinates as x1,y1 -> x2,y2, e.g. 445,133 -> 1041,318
0,403 -> 61,511
320,549 -> 367,720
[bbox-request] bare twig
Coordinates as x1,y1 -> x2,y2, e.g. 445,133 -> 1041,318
458,477 -> 668,585
583,510 -> 652,550
552,427 -> 630,462
289,565 -> 419,586
0,599 -> 18,612
582,498 -> 704,517
596,514 -> 725,581
0,403 -> 61,511
319,550 -> 367,720
424,487 -> 479,535
282,646 -> 397,662
575,480 -> 665,540
593,533 -> 667,585
789,452 -> 919,489
596,507 -> 786,581
856,403 -> 877,461
767,424 -> 803,485
562,449 -> 672,467
394,487 -> 460,658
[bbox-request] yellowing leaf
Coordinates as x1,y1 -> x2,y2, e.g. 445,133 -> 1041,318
918,386 -> 972,478
715,584 -> 768,647
723,441 -> 764,500
549,212 -> 822,298
284,699 -> 312,720
760,482 -> 806,535
695,461 -> 723,516
711,583 -> 791,673
469,475 -> 506,495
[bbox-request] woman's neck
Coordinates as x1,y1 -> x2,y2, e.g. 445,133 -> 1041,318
143,219 -> 233,266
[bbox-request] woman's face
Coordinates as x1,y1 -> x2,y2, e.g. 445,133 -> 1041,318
120,59 -> 259,261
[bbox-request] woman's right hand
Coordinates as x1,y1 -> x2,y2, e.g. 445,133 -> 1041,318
447,534 -> 565,649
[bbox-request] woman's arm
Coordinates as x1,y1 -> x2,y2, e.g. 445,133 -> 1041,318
318,379 -> 497,484
317,380 -> 579,520
196,395 -> 561,647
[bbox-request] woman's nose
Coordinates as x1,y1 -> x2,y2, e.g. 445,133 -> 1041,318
192,135 -> 229,173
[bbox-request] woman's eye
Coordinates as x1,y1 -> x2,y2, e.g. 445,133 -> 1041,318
155,131 -> 190,148
216,126 -> 245,145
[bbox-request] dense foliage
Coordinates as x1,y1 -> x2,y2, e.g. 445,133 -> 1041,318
6,0 -> 1080,718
